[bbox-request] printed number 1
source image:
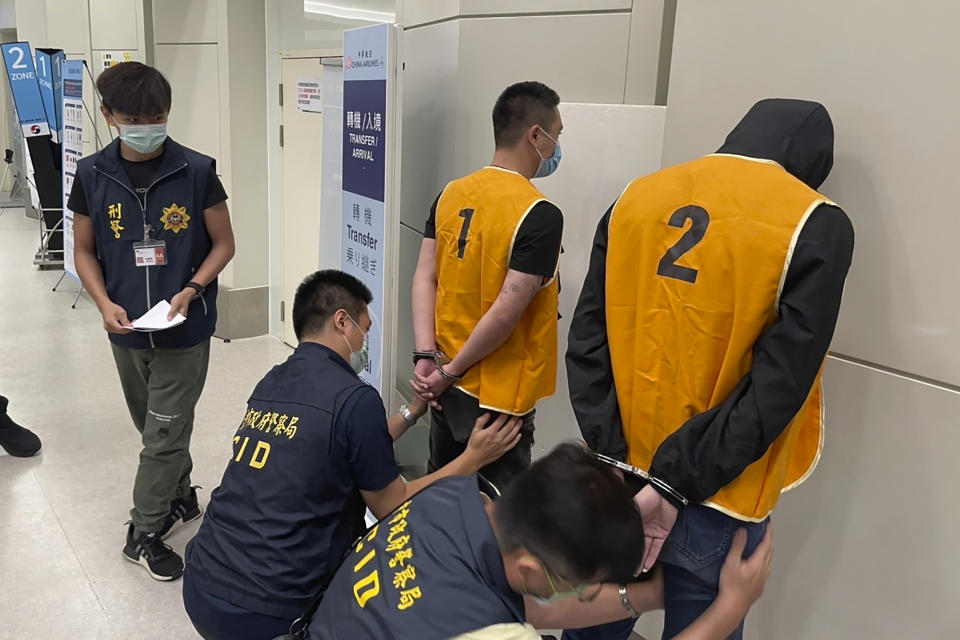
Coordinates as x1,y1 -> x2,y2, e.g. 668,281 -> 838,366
457,208 -> 474,259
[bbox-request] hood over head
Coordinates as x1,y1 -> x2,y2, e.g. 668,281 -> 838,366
718,98 -> 833,189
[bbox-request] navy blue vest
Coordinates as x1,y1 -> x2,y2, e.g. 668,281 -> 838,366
74,137 -> 218,348
308,476 -> 527,640
185,344 -> 370,619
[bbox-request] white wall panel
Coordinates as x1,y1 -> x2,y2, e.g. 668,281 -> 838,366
455,13 -> 631,176
154,43 -> 221,162
397,19 -> 459,231
624,0 -> 667,105
460,0 -> 631,14
396,0 -> 459,28
89,0 -> 139,50
152,0 -> 218,44
44,0 -> 89,52
662,0 -> 960,386
532,103 -> 666,457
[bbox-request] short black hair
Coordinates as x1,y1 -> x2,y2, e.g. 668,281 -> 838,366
494,443 -> 645,584
492,81 -> 560,148
292,270 -> 372,341
97,62 -> 172,117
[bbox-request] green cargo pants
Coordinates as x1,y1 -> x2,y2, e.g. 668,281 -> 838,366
111,339 -> 210,532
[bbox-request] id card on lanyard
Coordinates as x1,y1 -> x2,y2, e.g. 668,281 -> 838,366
133,222 -> 167,267
133,239 -> 167,266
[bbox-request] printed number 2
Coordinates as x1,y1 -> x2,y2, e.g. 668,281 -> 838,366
9,46 -> 27,69
456,208 -> 474,259
656,206 -> 710,284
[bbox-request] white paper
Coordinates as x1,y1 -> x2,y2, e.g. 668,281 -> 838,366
128,300 -> 186,332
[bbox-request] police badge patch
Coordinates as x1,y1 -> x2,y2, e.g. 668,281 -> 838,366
161,203 -> 190,234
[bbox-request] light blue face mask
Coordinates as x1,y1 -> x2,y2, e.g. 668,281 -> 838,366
533,128 -> 562,179
118,123 -> 168,154
343,315 -> 370,374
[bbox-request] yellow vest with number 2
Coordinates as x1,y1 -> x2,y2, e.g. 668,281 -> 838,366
606,154 -> 836,521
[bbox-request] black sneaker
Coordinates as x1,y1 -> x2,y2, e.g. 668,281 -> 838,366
159,485 -> 203,540
122,523 -> 184,581
0,396 -> 41,457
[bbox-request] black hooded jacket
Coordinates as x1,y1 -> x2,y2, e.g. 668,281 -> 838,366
565,99 -> 855,508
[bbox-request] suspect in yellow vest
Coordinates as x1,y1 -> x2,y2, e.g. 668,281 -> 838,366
606,154 -> 835,521
434,167 -> 559,416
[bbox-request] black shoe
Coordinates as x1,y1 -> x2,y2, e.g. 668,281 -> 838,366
122,523 -> 184,581
159,485 -> 203,540
0,396 -> 42,457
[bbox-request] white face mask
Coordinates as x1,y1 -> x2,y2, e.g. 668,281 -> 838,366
341,315 -> 369,374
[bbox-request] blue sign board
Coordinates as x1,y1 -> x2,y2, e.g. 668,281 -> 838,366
36,49 -> 65,141
1,42 -> 50,137
341,24 -> 390,393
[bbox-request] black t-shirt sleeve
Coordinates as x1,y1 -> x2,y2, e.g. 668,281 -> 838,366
203,166 -> 228,209
67,172 -> 89,215
508,201 -> 564,278
423,193 -> 440,239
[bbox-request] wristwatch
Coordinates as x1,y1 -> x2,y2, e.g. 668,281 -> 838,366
185,281 -> 205,296
399,404 -> 416,428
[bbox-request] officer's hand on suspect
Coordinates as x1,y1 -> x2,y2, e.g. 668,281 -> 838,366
101,301 -> 133,334
168,286 -> 197,320
716,526 -> 774,619
463,413 -> 523,469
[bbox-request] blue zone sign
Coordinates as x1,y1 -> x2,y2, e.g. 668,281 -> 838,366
2,42 -> 51,138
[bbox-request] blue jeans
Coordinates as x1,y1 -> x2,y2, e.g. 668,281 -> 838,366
182,572 -> 294,640
561,505 -> 768,640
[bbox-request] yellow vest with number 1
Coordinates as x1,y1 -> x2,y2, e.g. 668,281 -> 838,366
434,166 -> 559,416
606,154 -> 836,521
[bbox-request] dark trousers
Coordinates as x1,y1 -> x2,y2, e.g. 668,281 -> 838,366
182,573 -> 294,640
427,388 -> 535,493
561,505 -> 769,640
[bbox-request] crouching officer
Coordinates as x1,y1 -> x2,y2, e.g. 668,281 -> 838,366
71,62 -> 235,581
182,270 -> 522,640
298,444 -> 775,640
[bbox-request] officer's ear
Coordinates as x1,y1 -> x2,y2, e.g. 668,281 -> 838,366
514,553 -> 544,584
331,308 -> 349,332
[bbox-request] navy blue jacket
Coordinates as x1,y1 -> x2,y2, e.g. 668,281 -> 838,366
185,343 -> 400,619
308,476 -> 527,639
75,137 -> 218,348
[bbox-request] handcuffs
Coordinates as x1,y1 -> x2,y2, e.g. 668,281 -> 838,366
412,349 -> 463,381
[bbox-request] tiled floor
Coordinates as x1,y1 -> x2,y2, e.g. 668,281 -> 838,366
0,208 -> 293,639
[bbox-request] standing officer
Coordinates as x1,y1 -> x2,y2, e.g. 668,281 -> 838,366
71,62 -> 235,581
411,81 -> 565,491
564,99 -> 854,639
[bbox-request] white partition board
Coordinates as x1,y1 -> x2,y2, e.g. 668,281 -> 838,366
532,103 -> 666,458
